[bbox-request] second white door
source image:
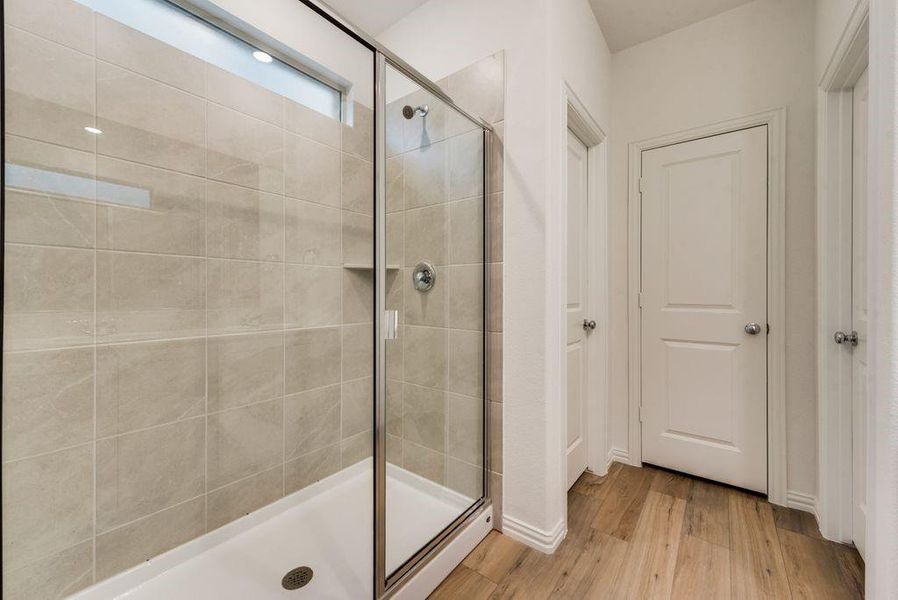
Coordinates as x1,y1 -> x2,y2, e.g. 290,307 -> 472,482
640,126 -> 768,493
566,129 -> 589,489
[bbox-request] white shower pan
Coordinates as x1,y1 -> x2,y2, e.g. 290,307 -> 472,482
71,460 -> 490,599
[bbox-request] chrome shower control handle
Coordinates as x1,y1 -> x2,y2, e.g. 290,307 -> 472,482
583,319 -> 597,331
744,322 -> 762,335
834,330 -> 859,346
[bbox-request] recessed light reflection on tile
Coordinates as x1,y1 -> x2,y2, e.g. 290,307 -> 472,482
84,126 -> 103,135
252,50 -> 273,64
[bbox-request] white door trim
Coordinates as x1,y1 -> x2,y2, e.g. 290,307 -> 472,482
816,0 -> 869,543
626,108 -> 788,506
560,82 -> 609,480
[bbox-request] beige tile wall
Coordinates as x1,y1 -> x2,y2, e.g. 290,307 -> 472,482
1,1 -> 375,596
383,53 -> 505,527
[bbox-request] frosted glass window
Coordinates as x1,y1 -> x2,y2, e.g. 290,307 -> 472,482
74,0 -> 342,119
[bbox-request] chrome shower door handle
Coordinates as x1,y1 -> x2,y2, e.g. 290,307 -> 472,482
384,311 -> 399,340
744,322 -> 762,335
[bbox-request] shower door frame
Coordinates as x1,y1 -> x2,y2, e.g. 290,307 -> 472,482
294,2 -> 495,598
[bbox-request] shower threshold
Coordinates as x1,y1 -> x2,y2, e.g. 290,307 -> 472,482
70,459 -> 484,599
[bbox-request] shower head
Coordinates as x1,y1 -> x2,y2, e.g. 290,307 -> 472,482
402,104 -> 430,119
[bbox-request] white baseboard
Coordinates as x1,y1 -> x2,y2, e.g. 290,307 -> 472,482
608,447 -> 631,466
501,514 -> 565,554
785,490 -> 819,519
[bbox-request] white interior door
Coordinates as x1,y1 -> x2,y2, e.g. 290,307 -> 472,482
851,67 -> 868,559
566,129 -> 589,489
640,126 -> 768,493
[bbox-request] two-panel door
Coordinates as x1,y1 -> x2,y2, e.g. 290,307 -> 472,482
640,126 -> 768,493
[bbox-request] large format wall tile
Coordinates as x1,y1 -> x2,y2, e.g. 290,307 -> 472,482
97,62 -> 205,176
449,197 -> 483,265
285,384 -> 340,459
2,444 -> 93,571
96,156 -> 204,256
342,153 -> 373,215
447,393 -> 483,465
402,440 -> 444,485
449,129 -> 484,201
206,259 -> 283,334
285,328 -> 341,393
447,457 -> 481,500
207,332 -> 285,413
403,383 -> 446,453
95,14 -> 204,96
96,251 -> 204,341
449,265 -> 484,331
341,378 -> 372,441
95,497 -> 205,580
96,339 -> 205,437
96,417 -> 205,531
286,198 -> 342,266
341,431 -> 372,467
343,102 -> 373,161
207,399 -> 284,490
206,466 -> 283,531
342,323 -> 373,382
285,134 -> 340,207
449,329 -> 483,398
5,27 -> 96,151
207,103 -> 284,194
5,136 -> 96,249
4,244 -> 94,351
342,211 -> 373,266
342,269 -> 373,324
1,539 -> 93,600
2,348 -> 93,461
405,204 -> 448,267
206,181 -> 284,261
285,265 -> 342,328
404,141 -> 447,208
285,444 -> 340,494
403,326 -> 448,389
206,65 -> 283,127
285,99 -> 341,149
4,0 -> 94,53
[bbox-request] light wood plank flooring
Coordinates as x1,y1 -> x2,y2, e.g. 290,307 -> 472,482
430,463 -> 864,599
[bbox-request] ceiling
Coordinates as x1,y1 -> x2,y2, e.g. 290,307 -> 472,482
322,0 -> 431,36
588,0 -> 755,52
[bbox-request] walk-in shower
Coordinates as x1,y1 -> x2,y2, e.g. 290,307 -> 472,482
0,0 -> 494,597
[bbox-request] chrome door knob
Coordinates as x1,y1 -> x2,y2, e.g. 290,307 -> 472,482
834,330 -> 859,346
583,319 -> 597,331
744,322 -> 762,335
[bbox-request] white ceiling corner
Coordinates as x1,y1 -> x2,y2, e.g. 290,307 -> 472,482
322,0 -> 432,36
588,0 -> 756,52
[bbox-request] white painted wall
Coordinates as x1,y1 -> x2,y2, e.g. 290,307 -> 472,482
379,0 -> 612,549
609,0 -> 819,498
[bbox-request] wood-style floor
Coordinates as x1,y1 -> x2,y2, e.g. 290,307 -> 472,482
430,463 -> 864,599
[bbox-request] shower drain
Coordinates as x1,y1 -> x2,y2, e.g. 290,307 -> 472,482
282,566 -> 314,590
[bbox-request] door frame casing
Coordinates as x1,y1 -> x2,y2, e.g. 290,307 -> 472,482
560,83 -> 610,483
816,0 -> 869,544
626,108 -> 788,506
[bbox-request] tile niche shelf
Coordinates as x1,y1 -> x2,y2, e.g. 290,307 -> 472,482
342,264 -> 401,270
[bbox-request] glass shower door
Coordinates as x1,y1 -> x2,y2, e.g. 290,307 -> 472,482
380,61 -> 486,585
